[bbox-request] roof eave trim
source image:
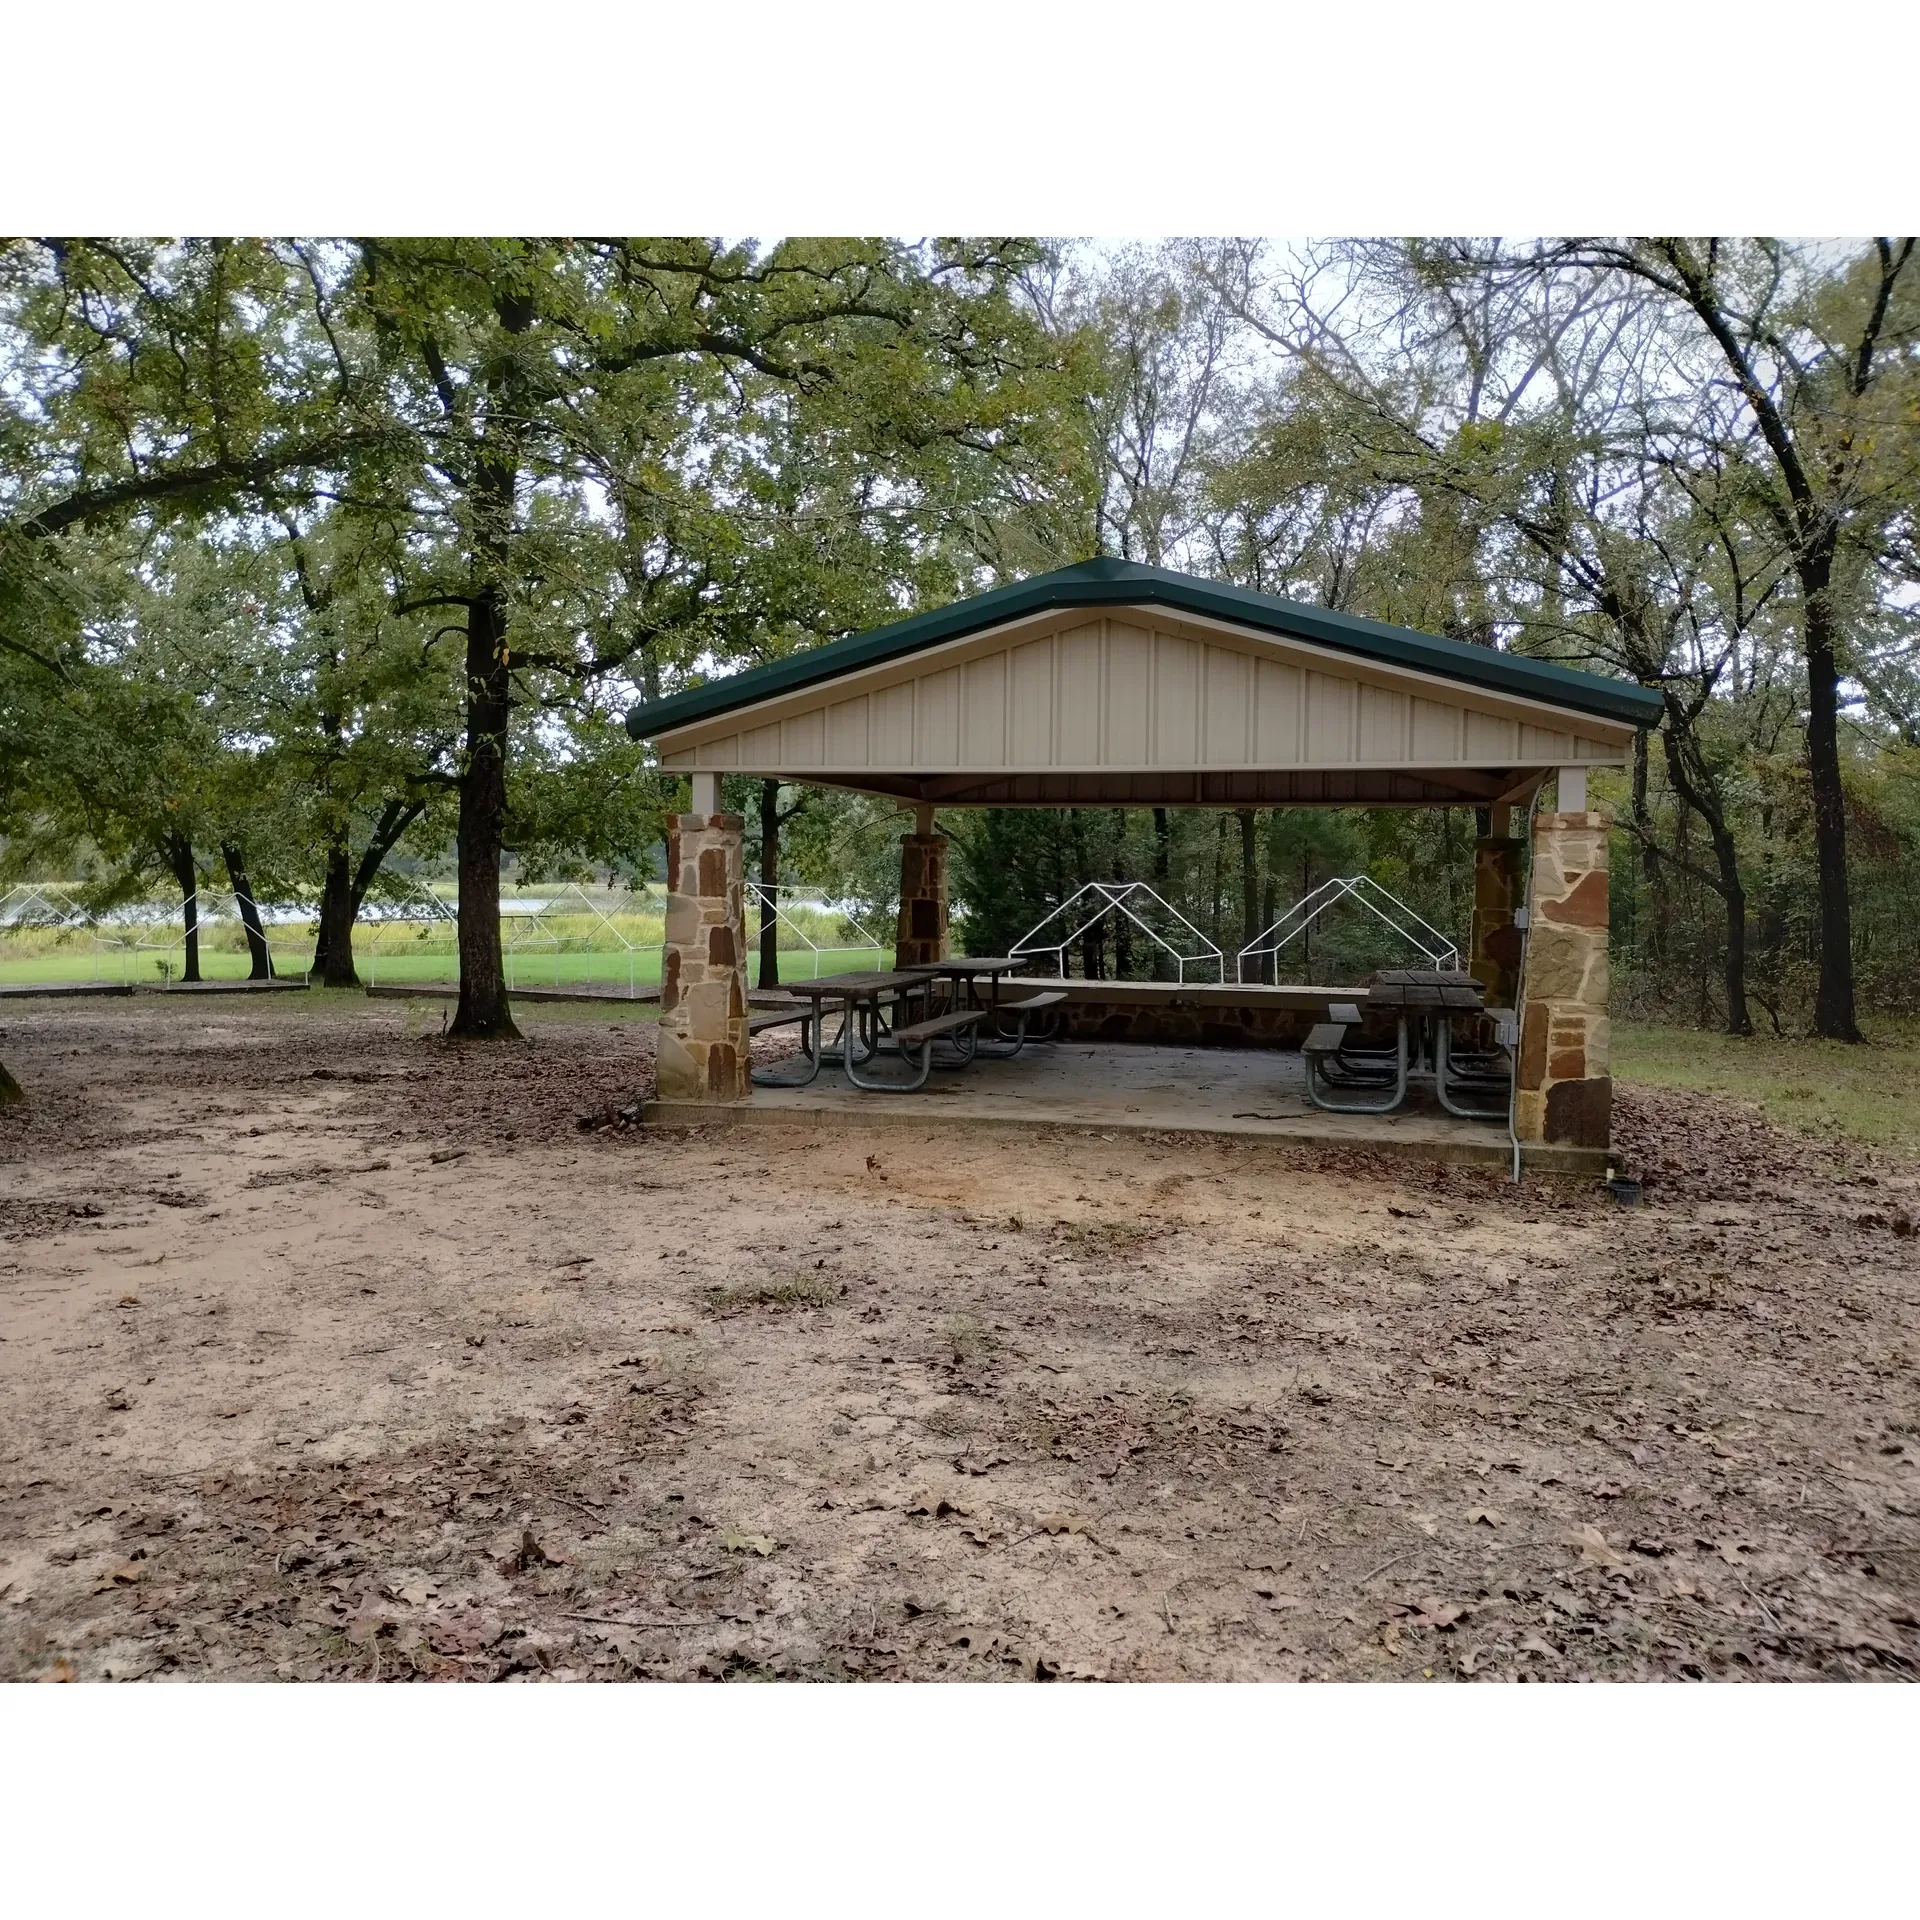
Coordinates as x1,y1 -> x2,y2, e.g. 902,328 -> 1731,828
627,572 -> 1664,737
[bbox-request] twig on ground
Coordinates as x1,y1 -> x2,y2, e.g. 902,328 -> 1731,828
1360,1548 -> 1417,1583
566,1615 -> 684,1630
1739,1575 -> 1782,1634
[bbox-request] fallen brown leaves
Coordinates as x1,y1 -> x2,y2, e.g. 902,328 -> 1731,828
3,1004 -> 1919,1683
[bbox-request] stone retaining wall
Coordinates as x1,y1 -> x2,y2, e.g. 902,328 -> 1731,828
1055,999 -> 1325,1050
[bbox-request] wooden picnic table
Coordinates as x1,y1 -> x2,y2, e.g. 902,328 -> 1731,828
809,968 -> 991,1092
901,954 -> 1020,978
899,955 -> 1022,1012
751,969 -> 981,1092
789,968 -> 932,1000
1304,969 -> 1495,1117
1364,967 -> 1486,1011
786,969 -> 936,1056
1368,971 -> 1520,1120
749,969 -> 906,1088
899,956 -> 1066,1058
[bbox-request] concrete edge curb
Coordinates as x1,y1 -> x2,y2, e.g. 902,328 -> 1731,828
638,1098 -> 1608,1176
363,984 -> 661,1006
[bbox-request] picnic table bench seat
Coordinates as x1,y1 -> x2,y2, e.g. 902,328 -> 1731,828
747,1000 -> 838,1089
971,985 -> 1067,1056
749,1006 -> 817,1035
1302,1013 -> 1409,1114
846,1004 -> 983,1091
892,1007 -> 984,1046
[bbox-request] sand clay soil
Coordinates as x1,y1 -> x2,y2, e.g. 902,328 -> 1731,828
3,994 -> 1918,1682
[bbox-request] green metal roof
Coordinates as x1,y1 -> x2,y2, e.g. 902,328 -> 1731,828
625,557 -> 1664,740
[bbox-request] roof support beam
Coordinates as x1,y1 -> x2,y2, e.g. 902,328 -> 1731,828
737,767 -> 1535,809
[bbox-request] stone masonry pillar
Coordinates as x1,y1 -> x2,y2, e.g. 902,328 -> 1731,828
1513,805 -> 1611,1150
1469,834 -> 1526,1008
894,833 -> 949,969
656,810 -> 749,1102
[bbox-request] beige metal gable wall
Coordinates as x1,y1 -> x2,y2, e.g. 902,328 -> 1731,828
655,609 -> 1633,778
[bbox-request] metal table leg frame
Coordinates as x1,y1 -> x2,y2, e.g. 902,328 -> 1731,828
749,1010 -> 825,1088
934,1021 -> 980,1069
974,1005 -> 1033,1059
1305,1017 -> 1408,1114
1434,1019 -> 1511,1121
843,1027 -> 938,1092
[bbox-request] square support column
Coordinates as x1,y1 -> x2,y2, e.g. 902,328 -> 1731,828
894,833 -> 949,970
656,811 -> 749,1102
1514,808 -> 1611,1150
1469,835 -> 1526,1009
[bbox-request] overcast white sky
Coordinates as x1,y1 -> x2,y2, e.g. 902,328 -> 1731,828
4,1 -> 1915,234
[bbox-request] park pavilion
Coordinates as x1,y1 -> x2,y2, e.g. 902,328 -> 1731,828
624,559 -> 1661,1162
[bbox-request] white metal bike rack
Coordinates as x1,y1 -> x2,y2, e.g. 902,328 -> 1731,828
357,876 -> 459,989
1011,881 -> 1224,984
502,882 -> 653,996
0,884 -> 137,984
1235,874 -> 1459,984
745,883 -> 892,982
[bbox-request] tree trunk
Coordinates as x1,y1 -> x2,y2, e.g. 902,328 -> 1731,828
1302,852 -> 1314,982
758,779 -> 781,990
1260,873 -> 1277,983
1659,711 -> 1751,1037
450,585 -> 518,1037
165,831 -> 201,983
1631,730 -> 1658,885
314,835 -> 360,988
1111,811 -> 1132,981
447,293 -> 532,1042
1713,834 -> 1751,1039
1150,807 -> 1172,981
1800,549 -> 1861,1041
222,841 -> 271,979
1209,813 -> 1229,957
316,797 -> 428,989
1066,810 -> 1097,979
1238,810 -> 1260,965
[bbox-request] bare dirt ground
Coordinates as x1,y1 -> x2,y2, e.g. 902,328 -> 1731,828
3,993 -> 1917,1682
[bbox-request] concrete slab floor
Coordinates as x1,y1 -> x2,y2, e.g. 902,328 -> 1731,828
644,1040 -> 1608,1175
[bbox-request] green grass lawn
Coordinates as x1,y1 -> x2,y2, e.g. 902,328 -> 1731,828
360,944 -> 885,991
12,931 -> 1915,1157
1,939 -> 887,993
488,943 -> 884,993
1613,1018 -> 1920,1157
0,946 -> 309,985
